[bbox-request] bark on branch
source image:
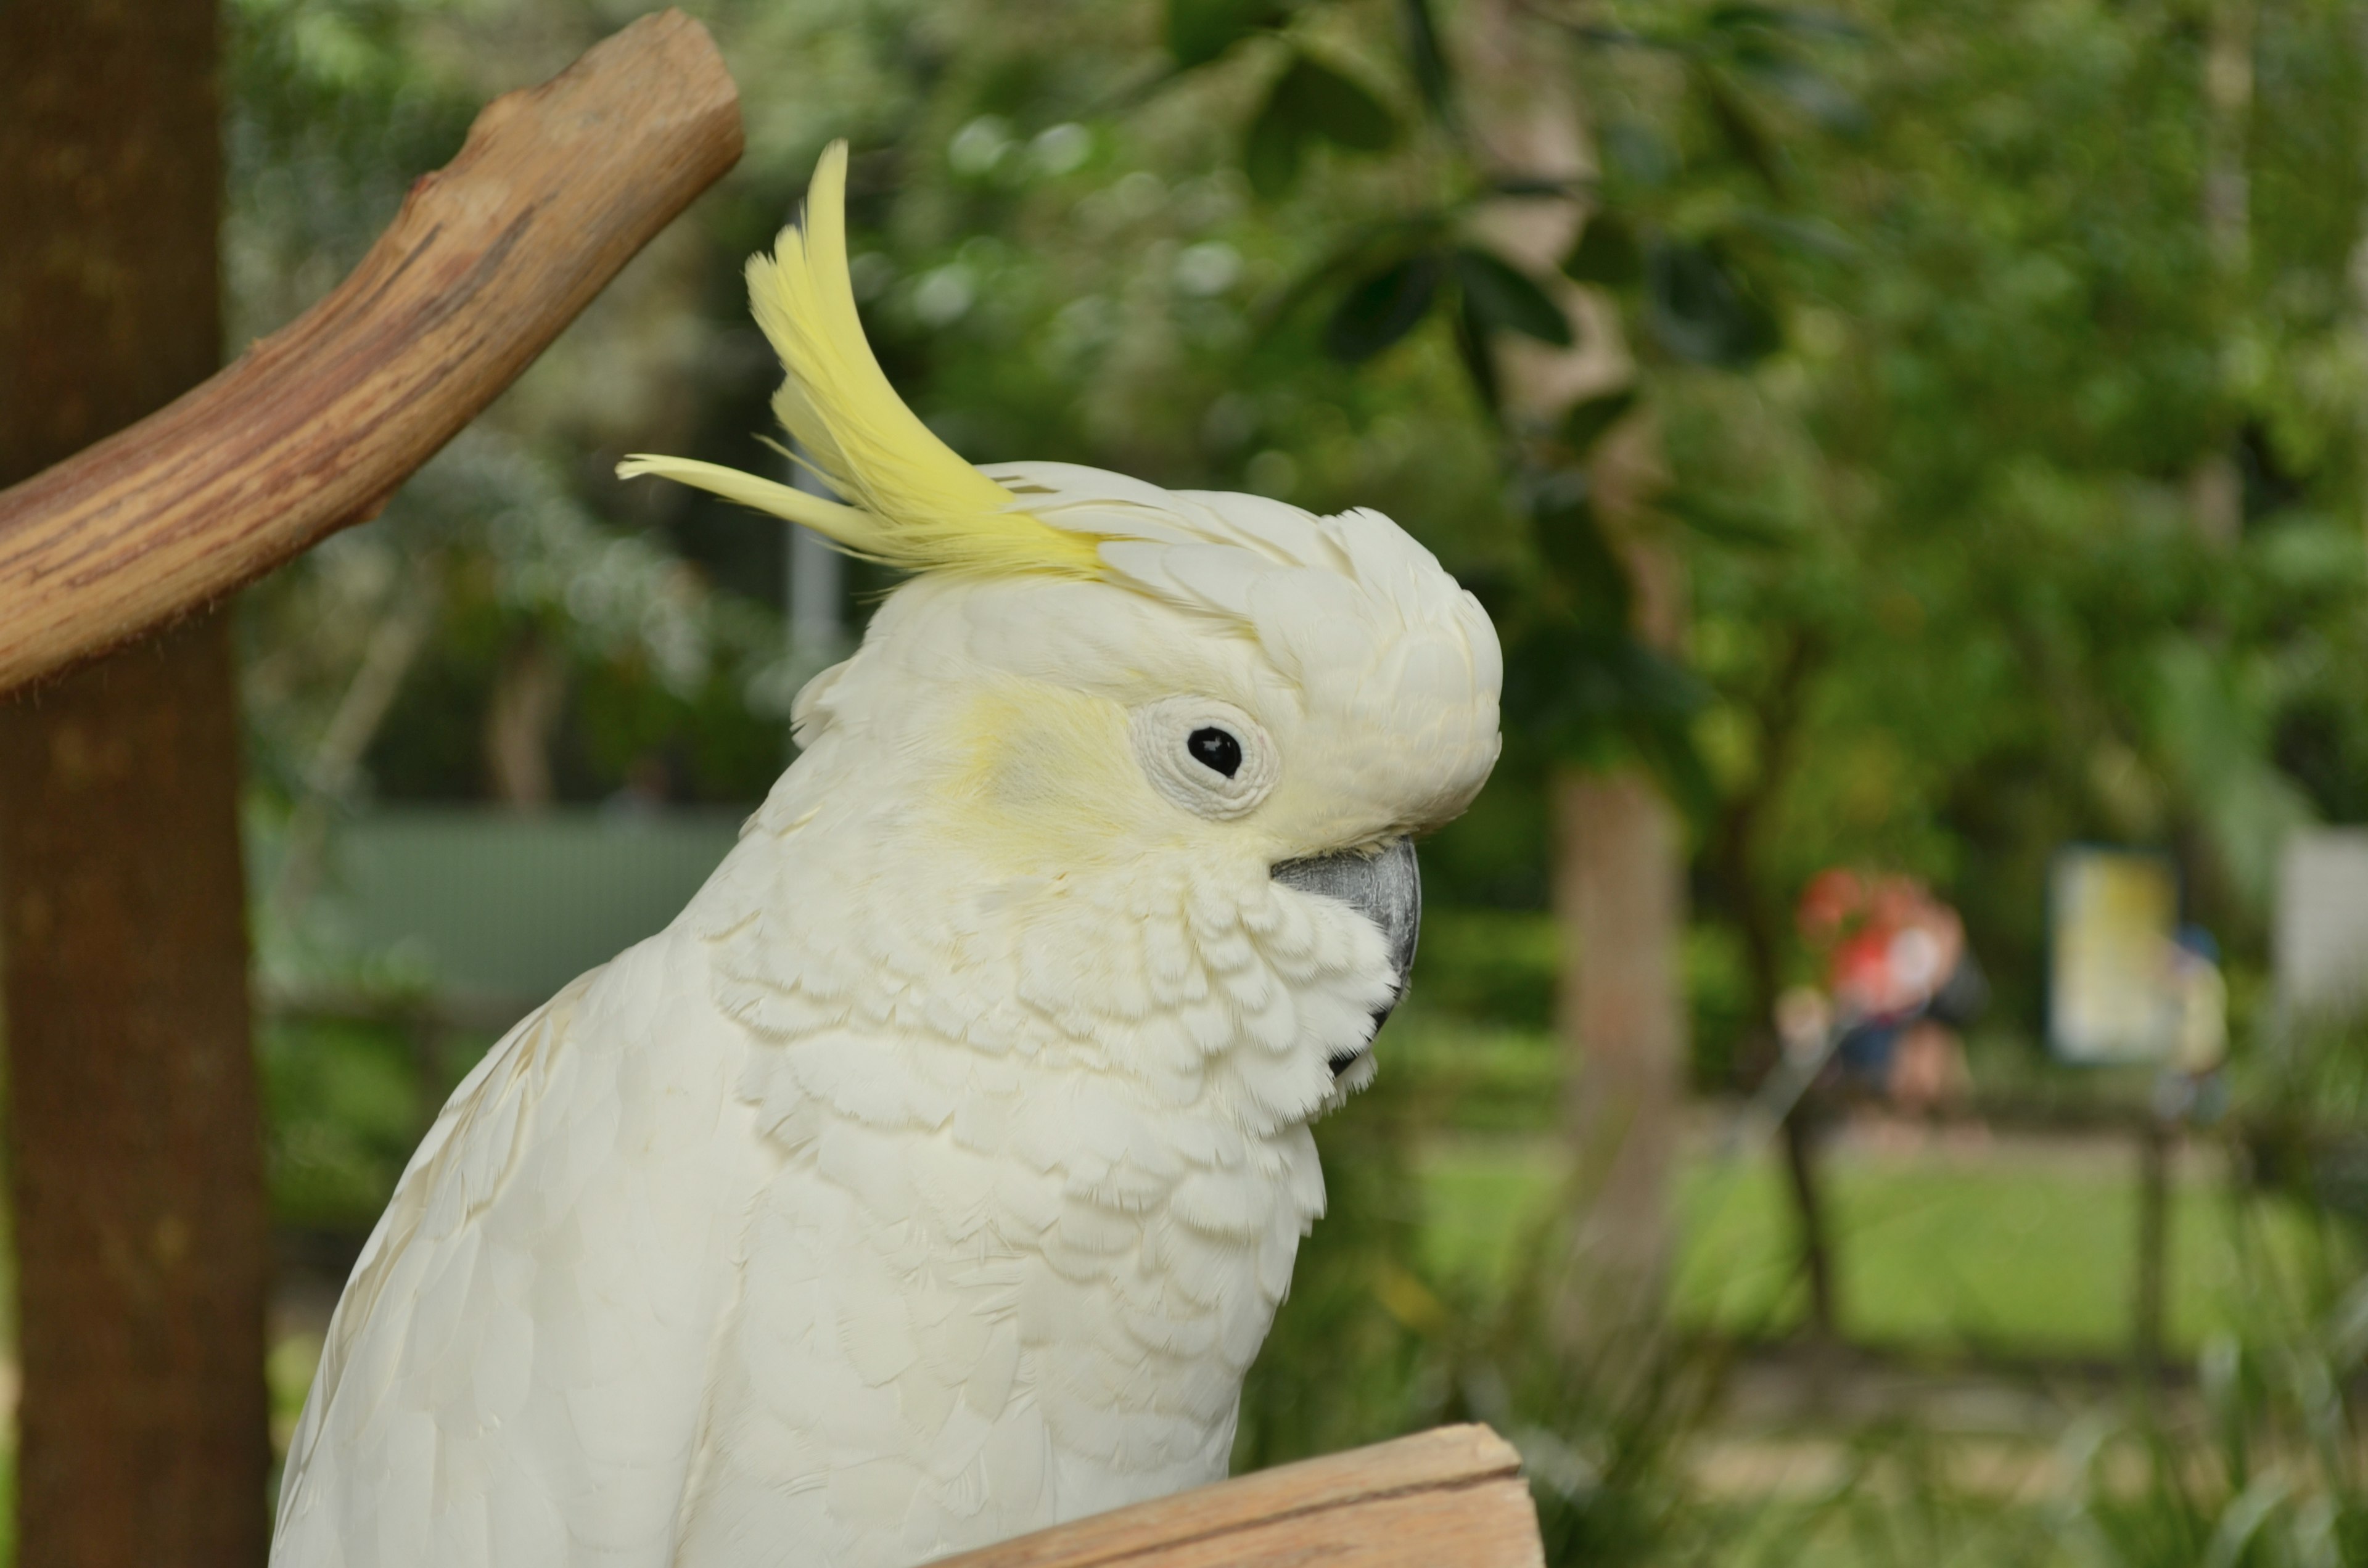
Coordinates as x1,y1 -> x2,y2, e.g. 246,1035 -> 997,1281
934,1425 -> 1544,1568
0,9 -> 742,696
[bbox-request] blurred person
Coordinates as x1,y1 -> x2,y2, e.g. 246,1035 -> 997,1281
1794,869 -> 1984,1112
2154,924 -> 2229,1123
2168,925 -> 2227,1075
1775,983 -> 1835,1067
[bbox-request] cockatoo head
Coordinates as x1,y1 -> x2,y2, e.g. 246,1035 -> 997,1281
622,145 -> 1498,1119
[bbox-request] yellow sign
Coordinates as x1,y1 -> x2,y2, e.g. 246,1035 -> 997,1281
2049,848 -> 2179,1063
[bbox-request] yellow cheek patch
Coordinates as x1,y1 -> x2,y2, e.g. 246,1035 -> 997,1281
935,683 -> 1147,865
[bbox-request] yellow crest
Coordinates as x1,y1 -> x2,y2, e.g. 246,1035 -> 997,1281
617,142 -> 1103,579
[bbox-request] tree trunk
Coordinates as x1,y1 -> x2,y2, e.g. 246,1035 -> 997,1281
1704,633 -> 1837,1341
2132,1118 -> 2172,1381
1778,1108 -> 1838,1341
0,2 -> 271,1563
485,631 -> 565,808
1460,0 -> 1692,1342
1552,767 -> 1687,1331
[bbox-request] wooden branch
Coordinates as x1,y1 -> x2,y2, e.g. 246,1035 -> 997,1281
933,1424 -> 1544,1568
0,10 -> 742,696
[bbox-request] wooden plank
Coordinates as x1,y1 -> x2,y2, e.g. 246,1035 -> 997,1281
932,1424 -> 1544,1568
0,9 -> 742,695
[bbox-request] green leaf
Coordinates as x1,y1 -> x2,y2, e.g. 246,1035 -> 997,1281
1491,175 -> 1593,200
1532,479 -> 1630,626
1286,54 -> 1398,150
1563,387 -> 1639,455
1322,250 -> 1444,362
1452,247 -> 1573,347
1695,68 -> 1783,191
1563,213 -> 1643,288
1500,617 -> 1711,797
1397,0 -> 1453,118
1643,237 -> 1780,366
1450,292 -> 1500,413
1167,0 -> 1291,68
1243,84 -> 1307,199
1241,52 -> 1400,199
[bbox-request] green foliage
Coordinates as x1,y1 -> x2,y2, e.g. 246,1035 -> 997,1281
1566,211 -> 1646,288
1564,387 -> 1641,456
1243,49 -> 1399,199
1394,0 -> 1452,118
1641,236 -> 1778,367
1645,0 -> 2368,1031
1166,0 -> 1294,69
1322,248 -> 1444,361
1453,247 -> 1575,348
261,1014 -> 440,1231
1503,617 -> 1712,805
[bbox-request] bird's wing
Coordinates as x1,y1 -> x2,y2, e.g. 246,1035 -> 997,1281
271,932 -> 767,1568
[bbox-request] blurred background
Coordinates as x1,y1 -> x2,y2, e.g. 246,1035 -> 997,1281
21,0 -> 2368,1562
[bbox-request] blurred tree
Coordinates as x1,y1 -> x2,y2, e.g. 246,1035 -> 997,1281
1455,0 -> 1693,1345
0,1 -> 271,1562
1670,0 -> 2368,1032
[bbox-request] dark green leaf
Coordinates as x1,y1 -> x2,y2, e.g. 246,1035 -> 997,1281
1242,52 -> 1400,199
1643,237 -> 1780,366
1259,212 -> 1452,329
1491,174 -> 1593,200
1452,247 -> 1572,347
1451,293 -> 1500,414
1695,68 -> 1783,191
1167,0 -> 1292,68
1563,213 -> 1644,288
1322,250 -> 1443,362
1285,54 -> 1398,150
1532,478 -> 1631,626
1243,82 -> 1307,199
1637,697 -> 1719,824
1564,387 -> 1639,455
1397,0 -> 1453,118
1500,617 -> 1711,793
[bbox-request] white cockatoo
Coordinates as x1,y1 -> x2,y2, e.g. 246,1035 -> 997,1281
272,142 -> 1501,1568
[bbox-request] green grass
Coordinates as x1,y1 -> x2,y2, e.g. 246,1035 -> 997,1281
1420,1131 -> 2326,1358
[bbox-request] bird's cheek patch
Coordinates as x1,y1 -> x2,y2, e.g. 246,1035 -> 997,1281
939,684 -> 1142,858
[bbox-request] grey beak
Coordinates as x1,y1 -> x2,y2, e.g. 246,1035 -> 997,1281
1270,837 -> 1421,1075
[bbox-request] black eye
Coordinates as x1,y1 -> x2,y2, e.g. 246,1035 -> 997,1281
1187,726 -> 1243,779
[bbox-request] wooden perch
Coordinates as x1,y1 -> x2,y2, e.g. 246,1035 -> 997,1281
934,1424 -> 1544,1568
0,9 -> 742,696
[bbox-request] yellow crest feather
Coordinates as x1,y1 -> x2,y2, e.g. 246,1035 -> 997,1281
618,142 -> 1103,579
